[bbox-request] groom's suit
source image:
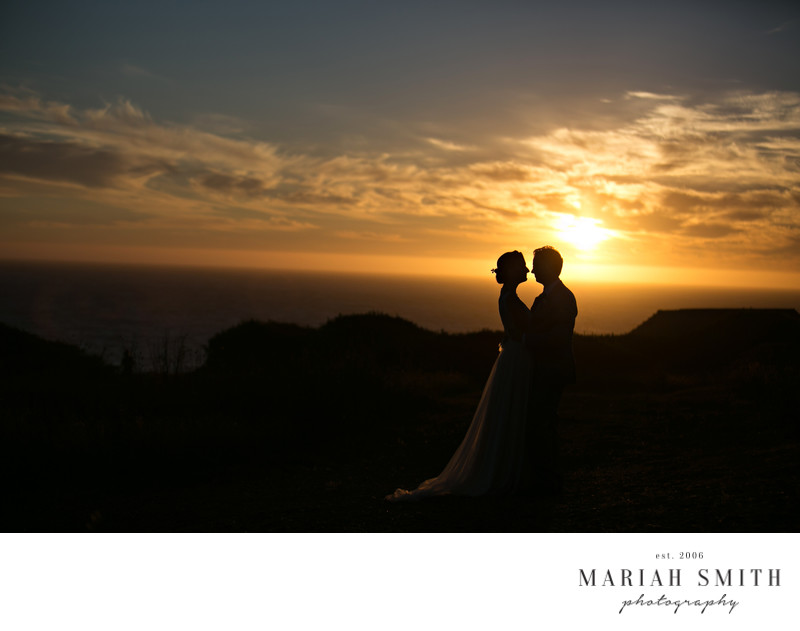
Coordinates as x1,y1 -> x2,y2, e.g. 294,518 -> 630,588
524,278 -> 577,493
526,278 -> 577,387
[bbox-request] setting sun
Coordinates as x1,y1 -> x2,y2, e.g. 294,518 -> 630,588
555,215 -> 613,251
0,3 -> 798,291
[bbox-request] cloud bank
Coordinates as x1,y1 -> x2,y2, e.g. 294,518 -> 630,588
1,87 -> 798,273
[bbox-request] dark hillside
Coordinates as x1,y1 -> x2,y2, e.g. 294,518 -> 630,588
2,309 -> 798,532
623,308 -> 800,372
0,322 -> 108,377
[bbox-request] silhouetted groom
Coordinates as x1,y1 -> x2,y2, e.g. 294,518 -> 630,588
524,246 -> 577,495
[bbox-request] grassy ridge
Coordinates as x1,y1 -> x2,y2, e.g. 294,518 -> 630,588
2,309 -> 798,531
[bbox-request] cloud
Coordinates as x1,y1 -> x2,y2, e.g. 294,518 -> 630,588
191,113 -> 250,135
425,137 -> 475,152
335,230 -> 409,242
1,87 -> 799,270
468,162 -> 532,182
626,91 -> 683,101
766,21 -> 795,35
723,210 -> 764,221
0,134 -> 128,187
0,91 -> 76,125
197,173 -> 268,197
210,213 -> 317,232
681,222 -> 741,239
120,63 -> 172,84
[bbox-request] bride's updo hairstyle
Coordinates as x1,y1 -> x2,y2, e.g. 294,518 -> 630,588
492,250 -> 526,284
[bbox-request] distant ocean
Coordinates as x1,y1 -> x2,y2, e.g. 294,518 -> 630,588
2,260 -> 799,366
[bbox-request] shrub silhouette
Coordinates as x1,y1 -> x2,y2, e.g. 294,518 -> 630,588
3,308 -> 799,531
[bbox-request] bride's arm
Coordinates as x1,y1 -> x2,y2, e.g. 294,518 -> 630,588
510,297 -> 531,341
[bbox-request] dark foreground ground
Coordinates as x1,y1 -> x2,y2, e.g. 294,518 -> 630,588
3,309 -> 799,532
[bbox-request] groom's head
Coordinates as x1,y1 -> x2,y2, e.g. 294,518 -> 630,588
532,246 -> 562,285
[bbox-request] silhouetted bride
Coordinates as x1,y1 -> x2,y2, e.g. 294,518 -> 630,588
386,251 -> 531,501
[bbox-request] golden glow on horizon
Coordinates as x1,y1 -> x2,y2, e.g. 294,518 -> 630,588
565,263 -> 800,290
4,242 -> 800,291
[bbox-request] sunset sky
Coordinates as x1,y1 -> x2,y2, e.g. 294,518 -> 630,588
2,1 -> 799,287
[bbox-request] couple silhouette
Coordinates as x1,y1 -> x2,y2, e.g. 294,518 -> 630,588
386,246 -> 577,501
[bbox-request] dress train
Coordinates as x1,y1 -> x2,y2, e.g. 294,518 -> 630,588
386,338 -> 530,501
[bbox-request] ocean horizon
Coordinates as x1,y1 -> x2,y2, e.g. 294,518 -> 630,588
2,259 -> 799,367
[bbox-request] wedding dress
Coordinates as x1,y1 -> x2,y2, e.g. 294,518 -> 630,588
386,288 -> 531,500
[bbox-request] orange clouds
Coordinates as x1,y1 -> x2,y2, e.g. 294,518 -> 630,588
1,87 -> 799,282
